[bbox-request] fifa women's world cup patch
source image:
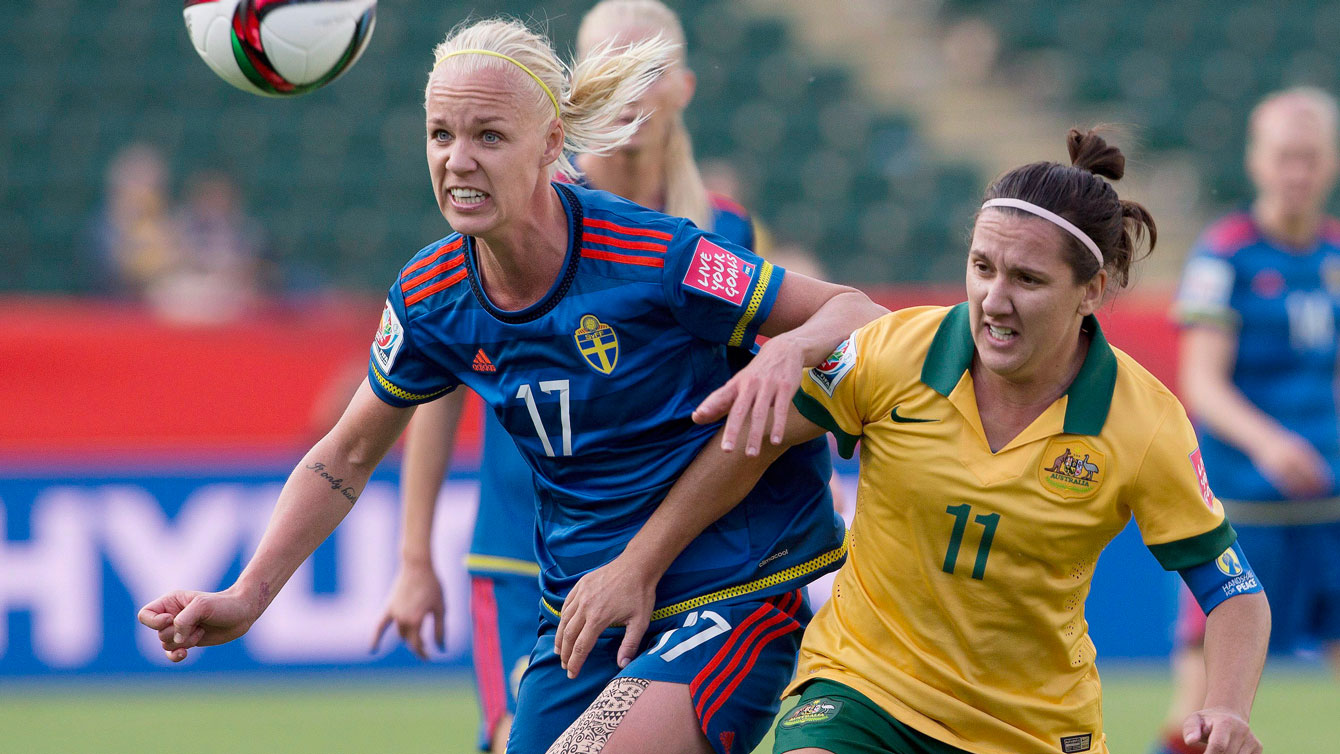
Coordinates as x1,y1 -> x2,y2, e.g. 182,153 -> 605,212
779,697 -> 843,728
682,237 -> 756,305
373,300 -> 405,373
573,314 -> 619,375
808,338 -> 855,397
1038,439 -> 1105,498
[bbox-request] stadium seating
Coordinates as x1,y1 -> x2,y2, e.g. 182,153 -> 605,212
942,0 -> 1340,214
1,0 -> 981,292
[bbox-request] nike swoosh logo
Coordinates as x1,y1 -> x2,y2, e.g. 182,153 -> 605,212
890,405 -> 938,423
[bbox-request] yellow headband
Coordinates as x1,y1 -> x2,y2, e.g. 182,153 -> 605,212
433,49 -> 561,120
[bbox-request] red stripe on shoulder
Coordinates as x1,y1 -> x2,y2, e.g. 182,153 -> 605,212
580,248 -> 665,268
401,237 -> 465,279
400,254 -> 465,293
1322,217 -> 1340,246
708,192 -> 749,218
581,231 -> 668,253
404,268 -> 468,306
584,217 -> 674,241
1202,214 -> 1257,257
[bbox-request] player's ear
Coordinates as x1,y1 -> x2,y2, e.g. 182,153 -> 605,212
673,67 -> 696,110
540,118 -> 565,167
1078,268 -> 1107,316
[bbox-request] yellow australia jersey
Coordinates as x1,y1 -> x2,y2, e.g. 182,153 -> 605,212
788,304 -> 1235,754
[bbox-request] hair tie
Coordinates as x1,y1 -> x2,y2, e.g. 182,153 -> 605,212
981,198 -> 1103,266
434,49 -> 560,120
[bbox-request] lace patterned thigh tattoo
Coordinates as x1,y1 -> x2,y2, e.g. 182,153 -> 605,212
545,677 -> 651,754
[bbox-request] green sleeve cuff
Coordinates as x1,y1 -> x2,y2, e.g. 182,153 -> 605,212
1147,519 -> 1237,571
793,389 -> 859,459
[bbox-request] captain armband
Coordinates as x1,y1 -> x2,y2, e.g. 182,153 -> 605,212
1177,540 -> 1263,615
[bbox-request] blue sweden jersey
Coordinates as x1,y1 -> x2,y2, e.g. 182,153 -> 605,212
467,190 -> 765,575
371,182 -> 844,618
1174,211 -> 1340,501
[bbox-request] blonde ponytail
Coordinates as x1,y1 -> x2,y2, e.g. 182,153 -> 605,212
577,0 -> 714,231
561,35 -> 679,179
428,18 -> 677,181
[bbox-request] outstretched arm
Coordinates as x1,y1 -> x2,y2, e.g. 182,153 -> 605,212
554,408 -> 825,678
1182,591 -> 1269,754
370,390 -> 467,659
138,379 -> 415,662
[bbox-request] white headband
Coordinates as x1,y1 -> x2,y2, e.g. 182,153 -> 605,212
981,198 -> 1103,267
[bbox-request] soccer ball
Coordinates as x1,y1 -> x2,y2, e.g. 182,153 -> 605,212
183,0 -> 377,97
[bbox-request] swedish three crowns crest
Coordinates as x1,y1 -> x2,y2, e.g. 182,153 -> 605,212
574,314 -> 619,375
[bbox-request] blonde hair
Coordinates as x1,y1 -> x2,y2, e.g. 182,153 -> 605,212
1248,86 -> 1340,148
429,18 -> 678,181
577,0 -> 714,231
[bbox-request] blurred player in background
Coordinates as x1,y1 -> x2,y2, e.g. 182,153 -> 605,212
369,2 -> 774,751
1157,86 -> 1340,754
567,130 -> 1271,754
141,16 -> 885,754
88,143 -> 178,300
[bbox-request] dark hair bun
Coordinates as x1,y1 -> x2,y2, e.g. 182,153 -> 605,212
1067,128 -> 1124,181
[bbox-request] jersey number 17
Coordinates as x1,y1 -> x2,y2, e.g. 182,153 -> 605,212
517,380 -> 573,457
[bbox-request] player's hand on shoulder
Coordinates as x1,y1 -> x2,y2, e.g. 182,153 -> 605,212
554,554 -> 656,680
370,561 -> 446,660
1183,707 -> 1261,754
137,587 -> 261,663
1251,428 -> 1333,499
693,332 -> 806,456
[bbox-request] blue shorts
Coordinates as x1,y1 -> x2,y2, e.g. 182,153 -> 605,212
507,589 -> 812,754
471,573 -> 543,751
1234,521 -> 1340,653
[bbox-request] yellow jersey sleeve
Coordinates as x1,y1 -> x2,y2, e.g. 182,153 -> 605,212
795,326 -> 868,458
1128,398 -> 1236,570
792,308 -> 934,459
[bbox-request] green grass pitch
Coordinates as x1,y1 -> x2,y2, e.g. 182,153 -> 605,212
3,667 -> 1334,753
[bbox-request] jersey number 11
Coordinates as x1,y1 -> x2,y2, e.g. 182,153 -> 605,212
942,504 -> 1000,580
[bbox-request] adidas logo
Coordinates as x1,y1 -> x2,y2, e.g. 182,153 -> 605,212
472,349 -> 496,373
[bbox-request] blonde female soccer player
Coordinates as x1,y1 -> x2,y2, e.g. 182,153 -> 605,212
140,16 -> 885,754
559,130 -> 1271,754
370,3 -> 787,752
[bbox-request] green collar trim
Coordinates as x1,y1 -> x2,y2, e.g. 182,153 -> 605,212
919,302 -> 1118,435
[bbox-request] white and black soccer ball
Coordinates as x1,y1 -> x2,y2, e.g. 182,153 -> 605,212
183,0 -> 376,97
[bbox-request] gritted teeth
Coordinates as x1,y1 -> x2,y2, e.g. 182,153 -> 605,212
988,325 -> 1016,339
449,187 -> 488,202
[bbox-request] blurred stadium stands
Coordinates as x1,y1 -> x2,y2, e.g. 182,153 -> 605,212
1,0 -> 986,293
940,0 -> 1340,212
7,2 -> 1340,295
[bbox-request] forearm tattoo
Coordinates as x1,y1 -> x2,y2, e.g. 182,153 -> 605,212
304,462 -> 359,504
545,677 -> 650,754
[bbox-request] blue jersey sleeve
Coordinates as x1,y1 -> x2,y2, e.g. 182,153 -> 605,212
661,222 -> 785,349
1178,540 -> 1263,615
366,288 -> 458,408
1173,237 -> 1240,329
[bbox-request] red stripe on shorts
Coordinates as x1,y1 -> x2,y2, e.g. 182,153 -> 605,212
691,591 -> 798,721
701,610 -> 801,730
471,576 -> 507,738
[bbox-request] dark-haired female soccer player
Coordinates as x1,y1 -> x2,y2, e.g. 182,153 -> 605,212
560,130 -> 1271,754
